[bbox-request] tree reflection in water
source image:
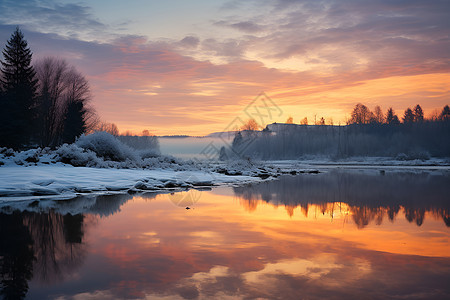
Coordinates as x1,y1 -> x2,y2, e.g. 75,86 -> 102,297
0,211 -> 86,299
233,169 -> 450,228
0,193 -> 133,299
23,212 -> 87,285
0,212 -> 34,300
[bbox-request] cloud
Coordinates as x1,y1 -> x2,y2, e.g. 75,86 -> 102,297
215,20 -> 265,33
216,0 -> 450,77
179,36 -> 200,48
0,0 -> 107,40
200,38 -> 245,58
0,1 -> 449,134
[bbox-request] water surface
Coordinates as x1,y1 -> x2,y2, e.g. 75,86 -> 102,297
1,169 -> 449,299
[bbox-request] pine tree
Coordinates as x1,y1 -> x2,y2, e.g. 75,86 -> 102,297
440,105 -> 450,121
403,108 -> 415,124
386,108 -> 400,125
413,104 -> 424,122
0,27 -> 38,148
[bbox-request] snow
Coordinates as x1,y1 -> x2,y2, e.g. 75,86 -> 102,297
0,164 -> 264,203
75,131 -> 139,162
0,135 -> 296,206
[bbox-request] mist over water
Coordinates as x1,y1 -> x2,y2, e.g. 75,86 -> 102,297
158,137 -> 232,159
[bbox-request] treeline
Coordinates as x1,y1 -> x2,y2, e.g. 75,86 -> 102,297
347,103 -> 450,125
0,27 -> 96,149
230,103 -> 450,159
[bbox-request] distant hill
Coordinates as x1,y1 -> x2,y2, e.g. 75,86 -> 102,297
157,135 -> 191,138
205,131 -> 239,138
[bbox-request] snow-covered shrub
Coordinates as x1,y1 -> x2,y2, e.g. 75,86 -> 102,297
142,155 -> 177,169
76,132 -> 139,162
13,148 -> 41,165
408,150 -> 430,161
395,150 -> 430,161
395,153 -> 408,161
0,147 -> 15,157
56,144 -> 102,167
138,149 -> 160,159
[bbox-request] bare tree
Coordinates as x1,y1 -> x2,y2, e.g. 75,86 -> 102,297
350,103 -> 374,124
241,119 -> 260,131
300,117 -> 308,125
35,57 -> 69,146
83,108 -> 100,134
96,122 -> 119,136
286,116 -> 293,124
35,58 -> 95,146
327,117 -> 334,126
374,105 -> 384,123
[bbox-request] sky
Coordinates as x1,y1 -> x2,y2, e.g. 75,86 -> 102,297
0,0 -> 449,135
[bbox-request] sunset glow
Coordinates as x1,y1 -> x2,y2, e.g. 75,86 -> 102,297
73,189 -> 448,298
1,0 -> 449,135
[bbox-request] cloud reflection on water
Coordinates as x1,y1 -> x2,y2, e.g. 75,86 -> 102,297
1,170 -> 449,299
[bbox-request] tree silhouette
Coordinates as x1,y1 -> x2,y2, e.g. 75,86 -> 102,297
318,117 -> 325,125
403,108 -> 415,124
35,58 -> 69,146
300,117 -> 308,125
349,103 -> 374,124
386,107 -> 400,125
0,30 -> 96,148
413,104 -> 424,122
96,122 -> 119,136
61,68 -> 90,144
286,116 -> 293,124
35,58 -> 92,146
374,105 -> 384,123
62,101 -> 87,144
440,105 -> 450,121
0,27 -> 38,148
240,119 -> 260,131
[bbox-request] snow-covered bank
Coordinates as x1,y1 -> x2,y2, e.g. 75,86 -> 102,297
0,164 -> 266,203
0,135 -> 314,205
0,131 -> 316,205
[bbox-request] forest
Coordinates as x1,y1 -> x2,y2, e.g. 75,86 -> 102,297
0,27 -> 97,149
0,27 -> 159,153
230,103 -> 450,160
